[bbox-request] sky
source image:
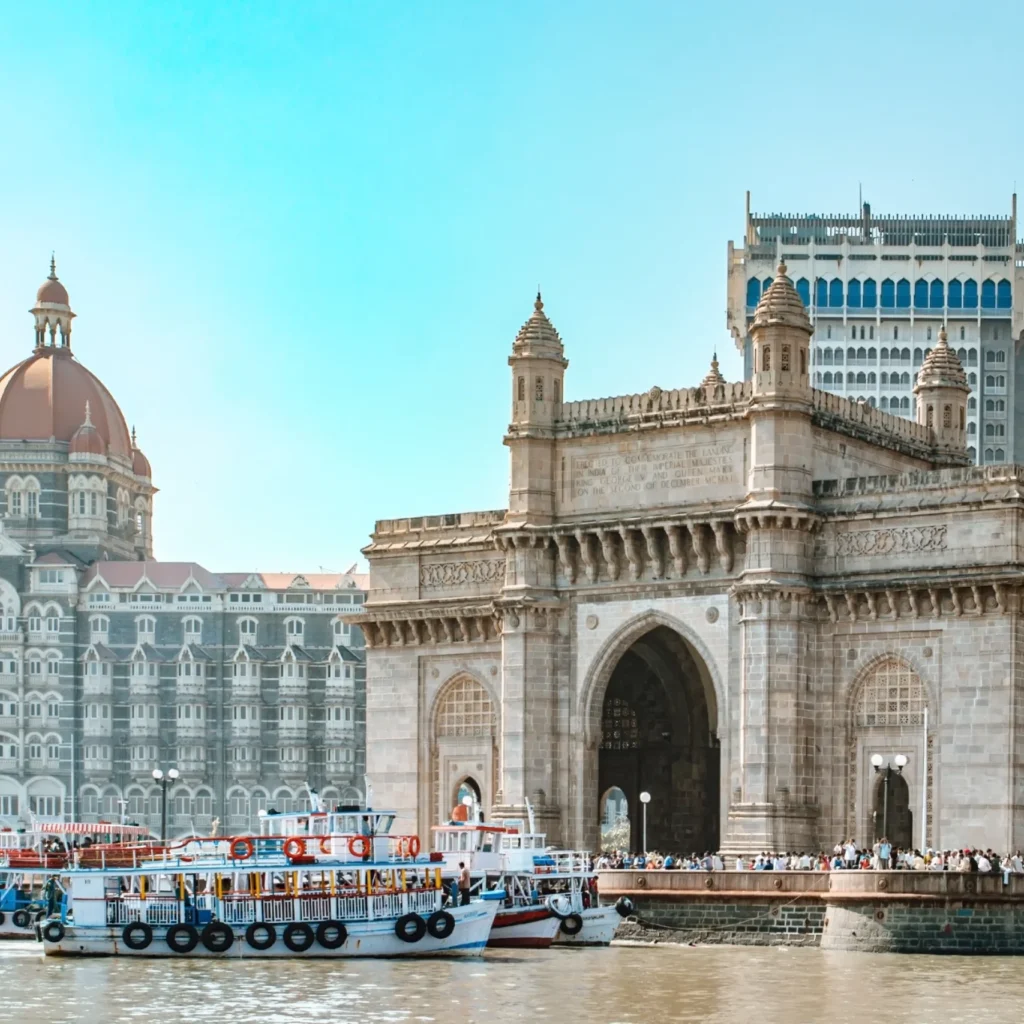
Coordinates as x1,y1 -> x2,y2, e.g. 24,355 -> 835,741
0,1 -> 1021,571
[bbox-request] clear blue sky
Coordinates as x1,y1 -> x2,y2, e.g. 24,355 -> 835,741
0,1 -> 1019,571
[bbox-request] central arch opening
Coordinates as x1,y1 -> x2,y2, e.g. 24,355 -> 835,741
598,625 -> 719,854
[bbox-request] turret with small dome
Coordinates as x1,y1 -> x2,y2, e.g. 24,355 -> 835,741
914,326 -> 969,451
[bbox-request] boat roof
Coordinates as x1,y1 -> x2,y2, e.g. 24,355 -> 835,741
431,823 -> 518,833
20,821 -> 150,838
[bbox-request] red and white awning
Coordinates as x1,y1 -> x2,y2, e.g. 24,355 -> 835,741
33,820 -> 151,838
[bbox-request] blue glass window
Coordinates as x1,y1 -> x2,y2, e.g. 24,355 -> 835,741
914,280 -> 929,308
847,280 -> 861,307
948,280 -> 962,308
762,277 -> 773,296
829,278 -> 843,307
862,279 -> 877,308
963,280 -> 978,308
982,280 -> 996,309
929,279 -> 944,308
815,278 -> 828,307
796,278 -> 810,307
997,280 -> 1011,308
896,279 -> 910,308
746,278 -> 761,307
880,279 -> 895,307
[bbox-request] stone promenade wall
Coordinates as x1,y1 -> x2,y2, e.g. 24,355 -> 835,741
599,870 -> 1024,953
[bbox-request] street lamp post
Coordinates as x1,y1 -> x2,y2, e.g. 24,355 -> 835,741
151,767 -> 180,843
639,791 -> 651,856
871,753 -> 907,842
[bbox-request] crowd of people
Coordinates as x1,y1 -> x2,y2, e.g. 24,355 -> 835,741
596,838 -> 1024,879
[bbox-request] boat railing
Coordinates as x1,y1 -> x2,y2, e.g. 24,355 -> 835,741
98,887 -> 440,928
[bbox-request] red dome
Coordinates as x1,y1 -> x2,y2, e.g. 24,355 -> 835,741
70,416 -> 105,455
132,447 -> 152,479
36,277 -> 69,306
0,350 -> 132,458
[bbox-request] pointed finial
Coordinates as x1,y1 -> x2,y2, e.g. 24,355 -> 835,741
939,325 -> 948,344
131,424 -> 137,447
83,400 -> 92,427
777,260 -> 788,277
48,253 -> 57,280
535,289 -> 543,313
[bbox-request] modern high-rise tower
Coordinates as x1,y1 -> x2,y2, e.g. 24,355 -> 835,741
727,194 -> 1021,464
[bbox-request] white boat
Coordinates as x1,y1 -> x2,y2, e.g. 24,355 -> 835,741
38,812 -> 499,959
431,816 -> 628,947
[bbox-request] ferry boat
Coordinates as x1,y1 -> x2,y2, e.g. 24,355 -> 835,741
37,811 -> 499,958
432,813 -> 628,947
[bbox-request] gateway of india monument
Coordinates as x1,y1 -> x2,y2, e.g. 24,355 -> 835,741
355,263 -> 1019,855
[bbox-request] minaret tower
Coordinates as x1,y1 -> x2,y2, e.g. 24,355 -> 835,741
505,292 -> 568,524
914,326 -> 970,454
31,255 -> 75,352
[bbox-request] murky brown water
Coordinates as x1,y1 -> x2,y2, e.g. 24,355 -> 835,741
3,942 -> 1023,1023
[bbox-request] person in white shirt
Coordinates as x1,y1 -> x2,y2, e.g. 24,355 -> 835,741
734,856 -> 745,871
844,840 -> 858,867
798,852 -> 812,870
976,853 -> 992,873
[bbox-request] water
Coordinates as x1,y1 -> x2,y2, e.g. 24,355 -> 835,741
4,942 -> 1024,1023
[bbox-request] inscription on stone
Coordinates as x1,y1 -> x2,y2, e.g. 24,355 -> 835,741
569,442 -> 738,508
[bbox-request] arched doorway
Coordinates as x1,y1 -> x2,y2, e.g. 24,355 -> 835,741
600,786 -> 629,851
597,625 -> 719,854
455,777 -> 482,822
872,770 -> 912,849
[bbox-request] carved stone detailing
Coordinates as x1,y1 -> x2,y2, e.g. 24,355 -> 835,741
693,524 -> 711,575
641,525 -> 664,579
817,580 -> 1017,625
621,526 -> 643,580
711,520 -> 733,573
575,529 -> 599,583
420,558 -> 506,589
836,525 -> 947,557
555,534 -> 577,584
666,525 -> 687,576
597,529 -> 620,582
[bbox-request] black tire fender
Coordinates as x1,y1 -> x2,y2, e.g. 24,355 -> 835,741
12,909 -> 31,929
41,920 -> 65,943
426,910 -> 455,939
394,913 -> 427,943
315,920 -> 347,950
201,921 -> 234,953
560,913 -> 584,936
122,921 -> 153,950
166,923 -> 199,954
245,922 -> 276,950
282,922 -> 315,953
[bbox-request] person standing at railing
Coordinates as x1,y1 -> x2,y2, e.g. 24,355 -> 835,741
458,862 -> 471,906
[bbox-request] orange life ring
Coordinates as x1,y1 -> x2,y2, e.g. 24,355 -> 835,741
319,836 -> 333,855
406,836 -> 421,858
348,835 -> 371,858
283,837 -> 306,859
230,837 -> 254,861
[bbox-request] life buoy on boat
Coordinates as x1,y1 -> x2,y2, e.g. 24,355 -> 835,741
201,921 -> 234,953
316,920 -> 347,949
229,837 -> 255,861
348,835 -> 372,859
166,923 -> 199,954
282,922 -> 315,953
245,922 -> 276,950
319,836 -> 333,855
41,920 -> 65,944
283,837 -> 306,860
559,914 -> 584,936
122,921 -> 153,950
394,913 -> 427,943
398,836 -> 421,858
12,910 -> 31,929
426,910 -> 455,939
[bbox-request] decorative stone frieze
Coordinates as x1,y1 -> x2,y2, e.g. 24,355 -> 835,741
419,558 -> 506,589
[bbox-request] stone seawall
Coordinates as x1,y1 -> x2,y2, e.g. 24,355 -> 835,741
599,870 -> 1024,954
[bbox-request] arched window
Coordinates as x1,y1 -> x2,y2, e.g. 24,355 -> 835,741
968,446 -> 976,461
929,279 -> 944,308
996,448 -> 1005,461
896,279 -> 910,308
829,278 -> 843,307
943,405 -> 952,428
183,617 -> 202,643
948,279 -> 962,308
795,278 -> 810,306
900,397 -> 910,412
963,279 -> 978,308
968,422 -> 976,435
137,616 -> 155,643
435,677 -> 496,737
856,372 -> 866,386
822,348 -> 833,365
997,279 -> 1011,308
862,278 -> 877,308
238,617 -> 258,643
982,280 -> 996,309
914,279 -> 928,308
746,279 -> 761,306
815,278 -> 828,307
834,348 -> 844,365
762,345 -> 771,372
847,279 -> 861,307
855,659 -> 926,727
89,615 -> 109,641
823,372 -> 833,386
880,278 -> 895,307
517,377 -> 524,402
880,397 -> 889,410
285,617 -> 305,642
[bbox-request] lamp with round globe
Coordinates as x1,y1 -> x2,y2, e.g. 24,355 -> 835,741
639,791 -> 651,857
151,767 -> 179,843
871,753 -> 907,854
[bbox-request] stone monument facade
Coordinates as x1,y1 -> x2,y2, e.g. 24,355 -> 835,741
356,267 -> 1022,855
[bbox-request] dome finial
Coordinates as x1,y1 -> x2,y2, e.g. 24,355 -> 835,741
938,324 -> 948,345
535,288 -> 543,313
777,260 -> 788,278
83,400 -> 92,427
49,253 -> 57,280
131,424 -> 137,447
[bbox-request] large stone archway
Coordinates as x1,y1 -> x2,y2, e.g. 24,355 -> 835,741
592,623 -> 720,854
